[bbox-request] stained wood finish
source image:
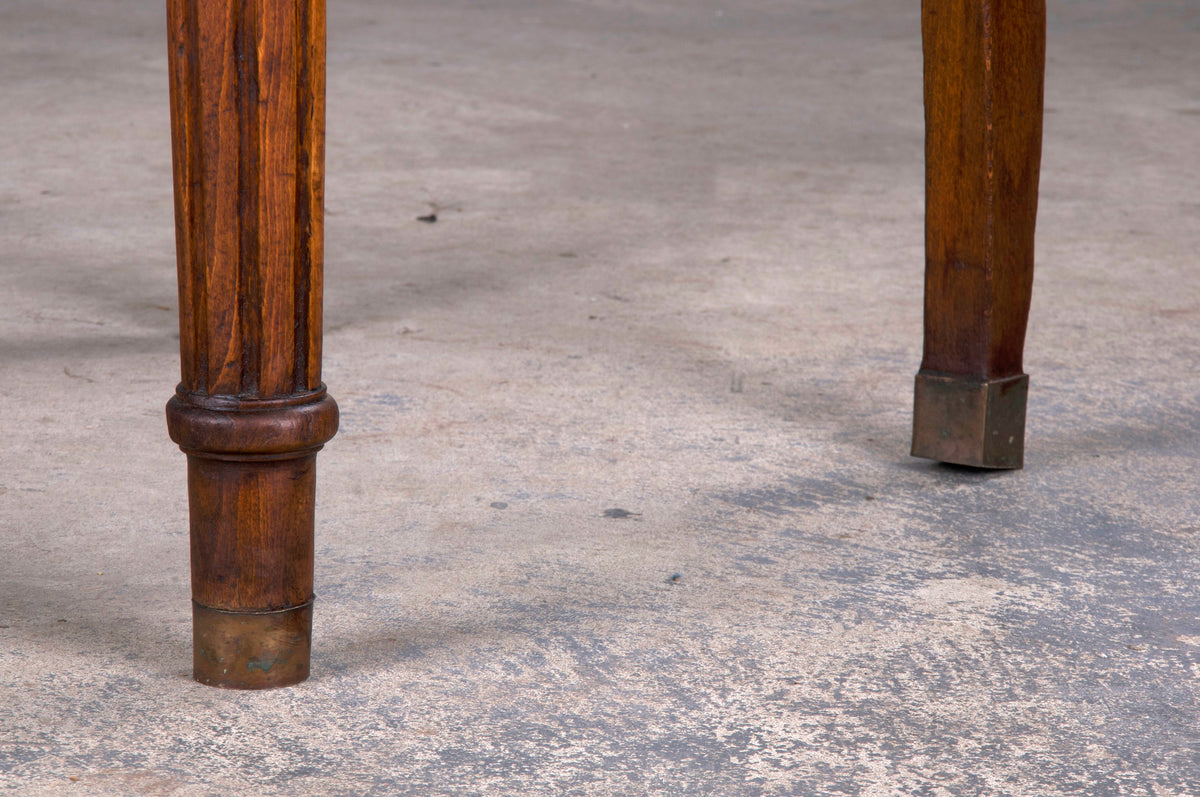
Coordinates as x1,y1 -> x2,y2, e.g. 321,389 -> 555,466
164,0 -> 337,689
911,0 -> 1046,469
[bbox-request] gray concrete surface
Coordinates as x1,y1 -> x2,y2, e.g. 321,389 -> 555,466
2,0 -> 1199,794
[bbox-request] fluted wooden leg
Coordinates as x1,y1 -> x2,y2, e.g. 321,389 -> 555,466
164,0 -> 336,688
911,0 -> 1045,469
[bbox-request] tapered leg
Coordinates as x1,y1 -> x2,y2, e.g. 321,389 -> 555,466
164,0 -> 337,688
911,0 -> 1046,469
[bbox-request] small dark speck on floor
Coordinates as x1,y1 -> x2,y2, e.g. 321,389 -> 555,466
417,213 -> 438,223
490,501 -> 508,510
668,573 -> 682,583
603,508 -> 641,519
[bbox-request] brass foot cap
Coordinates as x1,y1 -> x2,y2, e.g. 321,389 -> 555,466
911,372 -> 1028,469
193,600 -> 313,689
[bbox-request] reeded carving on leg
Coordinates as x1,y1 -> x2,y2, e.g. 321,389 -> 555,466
165,0 -> 336,688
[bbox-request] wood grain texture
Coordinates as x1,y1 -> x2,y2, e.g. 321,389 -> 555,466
912,0 -> 1044,468
187,456 -> 316,610
167,0 -> 326,398
920,0 -> 1045,380
165,0 -> 335,687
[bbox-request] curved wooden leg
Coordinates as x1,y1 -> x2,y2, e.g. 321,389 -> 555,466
165,0 -> 336,688
912,0 -> 1046,469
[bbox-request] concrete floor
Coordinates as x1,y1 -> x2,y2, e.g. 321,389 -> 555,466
2,0 -> 1199,794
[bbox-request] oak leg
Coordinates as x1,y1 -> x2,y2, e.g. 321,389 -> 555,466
164,0 -> 337,688
911,0 -> 1046,469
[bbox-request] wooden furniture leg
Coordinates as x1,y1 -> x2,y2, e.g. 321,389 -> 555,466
911,0 -> 1046,469
164,0 -> 337,688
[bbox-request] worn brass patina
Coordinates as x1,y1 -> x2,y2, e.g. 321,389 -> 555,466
193,600 -> 314,689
